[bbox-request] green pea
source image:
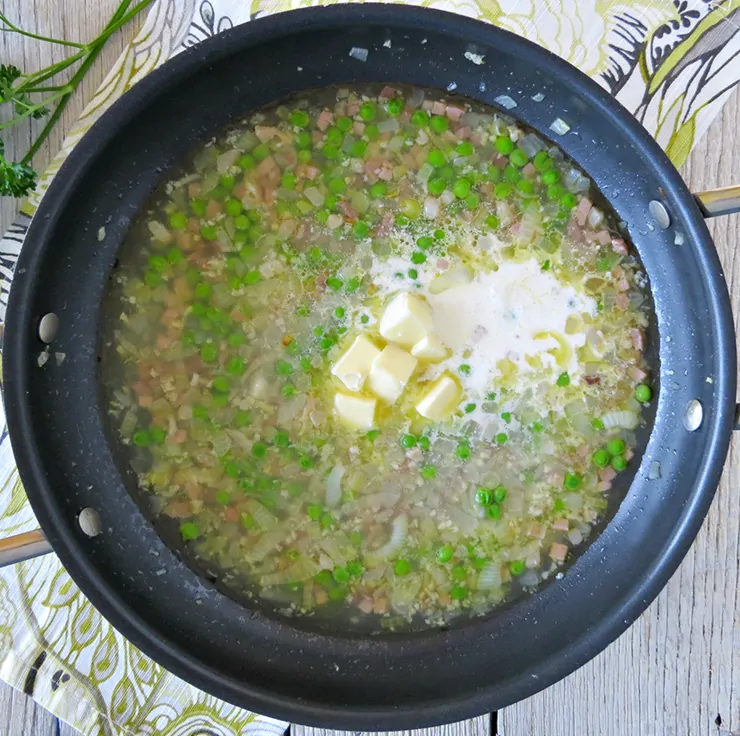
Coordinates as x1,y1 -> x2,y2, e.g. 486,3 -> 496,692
612,454 -> 628,471
493,486 -> 507,503
149,427 -> 166,445
307,504 -> 323,521
347,560 -> 364,577
200,225 -> 218,241
635,384 -> 652,403
410,109 -> 429,126
387,98 -> 404,116
360,314 -> 369,324
456,140 -> 474,156
353,221 -> 370,239
212,376 -> 231,393
219,174 -> 235,191
296,130 -> 312,149
451,565 -> 467,582
400,433 -> 417,449
453,178 -> 472,199
274,430 -> 290,448
245,271 -> 261,285
333,566 -> 350,584
486,504 -> 502,520
337,116 -> 353,132
592,418 -> 605,430
234,410 -> 251,428
351,140 -> 368,158
557,372 -> 570,387
144,270 -> 162,288
252,442 -> 267,459
228,332 -> 245,349
542,168 -> 561,185
394,559 -> 412,576
299,455 -> 314,469
509,560 -> 526,576
421,465 -> 437,479
561,193 -> 577,210
370,181 -> 387,198
495,181 -> 513,198
427,177 -> 446,196
476,488 -> 493,506
517,179 -> 534,195
282,384 -> 296,398
191,198 -> 207,216
281,172 -> 296,190
510,148 -> 529,167
200,344 -> 218,363
166,247 -> 184,264
495,432 -> 508,445
592,449 -> 610,468
459,364 -> 471,375
418,436 -> 430,451
195,282 -> 211,300
416,235 -> 434,250
438,544 -> 454,563
430,115 -> 449,133
359,102 -> 377,121
326,276 -> 343,290
289,109 -> 310,127
456,443 -> 471,461
495,136 -> 515,155
252,143 -> 270,162
564,472 -> 582,490
216,490 -> 232,506
487,167 -> 502,183
450,585 -> 468,601
325,127 -> 343,146
465,193 -> 480,210
465,403 -> 476,414
238,154 -> 255,171
169,212 -> 187,230
328,178 -> 346,195
227,356 -> 245,376
132,430 -> 151,447
276,360 -> 293,377
427,149 -> 446,167
180,522 -> 199,540
409,251 -> 426,265
607,439 -> 625,456
365,123 -> 379,140
408,268 -> 418,280
323,144 -> 340,160
148,255 -> 168,273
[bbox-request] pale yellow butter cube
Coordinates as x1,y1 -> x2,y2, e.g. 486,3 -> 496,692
330,335 -> 381,391
368,344 -> 418,404
379,292 -> 434,347
411,334 -> 448,361
334,392 -> 376,430
416,375 -> 461,421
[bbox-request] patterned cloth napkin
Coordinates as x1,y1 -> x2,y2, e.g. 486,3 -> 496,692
0,0 -> 738,734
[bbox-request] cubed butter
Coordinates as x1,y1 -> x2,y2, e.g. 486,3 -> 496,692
379,292 -> 434,347
334,392 -> 376,430
367,344 -> 418,404
330,335 -> 381,391
416,375 -> 461,421
411,334 -> 448,361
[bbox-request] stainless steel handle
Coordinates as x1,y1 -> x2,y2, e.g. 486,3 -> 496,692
693,185 -> 740,218
0,529 -> 53,567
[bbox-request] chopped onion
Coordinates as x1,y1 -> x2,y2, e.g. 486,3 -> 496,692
304,187 -> 324,207
417,162 -> 434,184
365,515 -> 407,565
325,464 -> 345,507
648,461 -> 661,480
147,220 -> 171,244
550,117 -> 571,135
517,133 -> 546,158
494,94 -> 517,110
478,561 -> 502,590
261,557 -> 320,586
349,47 -> 368,62
423,197 -> 440,219
601,409 -> 640,430
377,118 -> 400,134
408,87 -> 425,109
464,50 -> 485,65
428,263 -> 474,294
217,149 -> 241,174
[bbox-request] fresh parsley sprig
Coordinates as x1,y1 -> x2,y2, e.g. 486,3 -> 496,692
0,0 -> 154,198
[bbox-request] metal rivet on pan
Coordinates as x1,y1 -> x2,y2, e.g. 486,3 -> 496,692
683,399 -> 703,432
649,200 -> 671,229
78,507 -> 102,537
38,313 -> 59,343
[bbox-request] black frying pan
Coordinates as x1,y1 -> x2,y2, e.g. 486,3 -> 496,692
1,5 -> 738,729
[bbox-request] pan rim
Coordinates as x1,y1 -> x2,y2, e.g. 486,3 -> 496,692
3,4 -> 736,728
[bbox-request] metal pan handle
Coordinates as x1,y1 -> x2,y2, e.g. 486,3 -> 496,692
693,185 -> 740,218
0,529 -> 52,567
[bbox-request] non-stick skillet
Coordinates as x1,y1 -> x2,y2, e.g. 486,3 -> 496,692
0,5 -> 738,729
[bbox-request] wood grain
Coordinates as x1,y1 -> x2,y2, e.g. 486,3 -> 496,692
294,715 -> 491,736
1,3 -> 739,736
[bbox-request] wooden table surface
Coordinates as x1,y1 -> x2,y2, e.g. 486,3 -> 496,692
1,2 -> 739,735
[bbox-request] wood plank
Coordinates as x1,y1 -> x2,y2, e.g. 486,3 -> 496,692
0,682 -> 58,736
499,85 -> 740,736
293,714 -> 491,736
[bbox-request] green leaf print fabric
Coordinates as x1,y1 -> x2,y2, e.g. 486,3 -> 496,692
0,0 -> 739,733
